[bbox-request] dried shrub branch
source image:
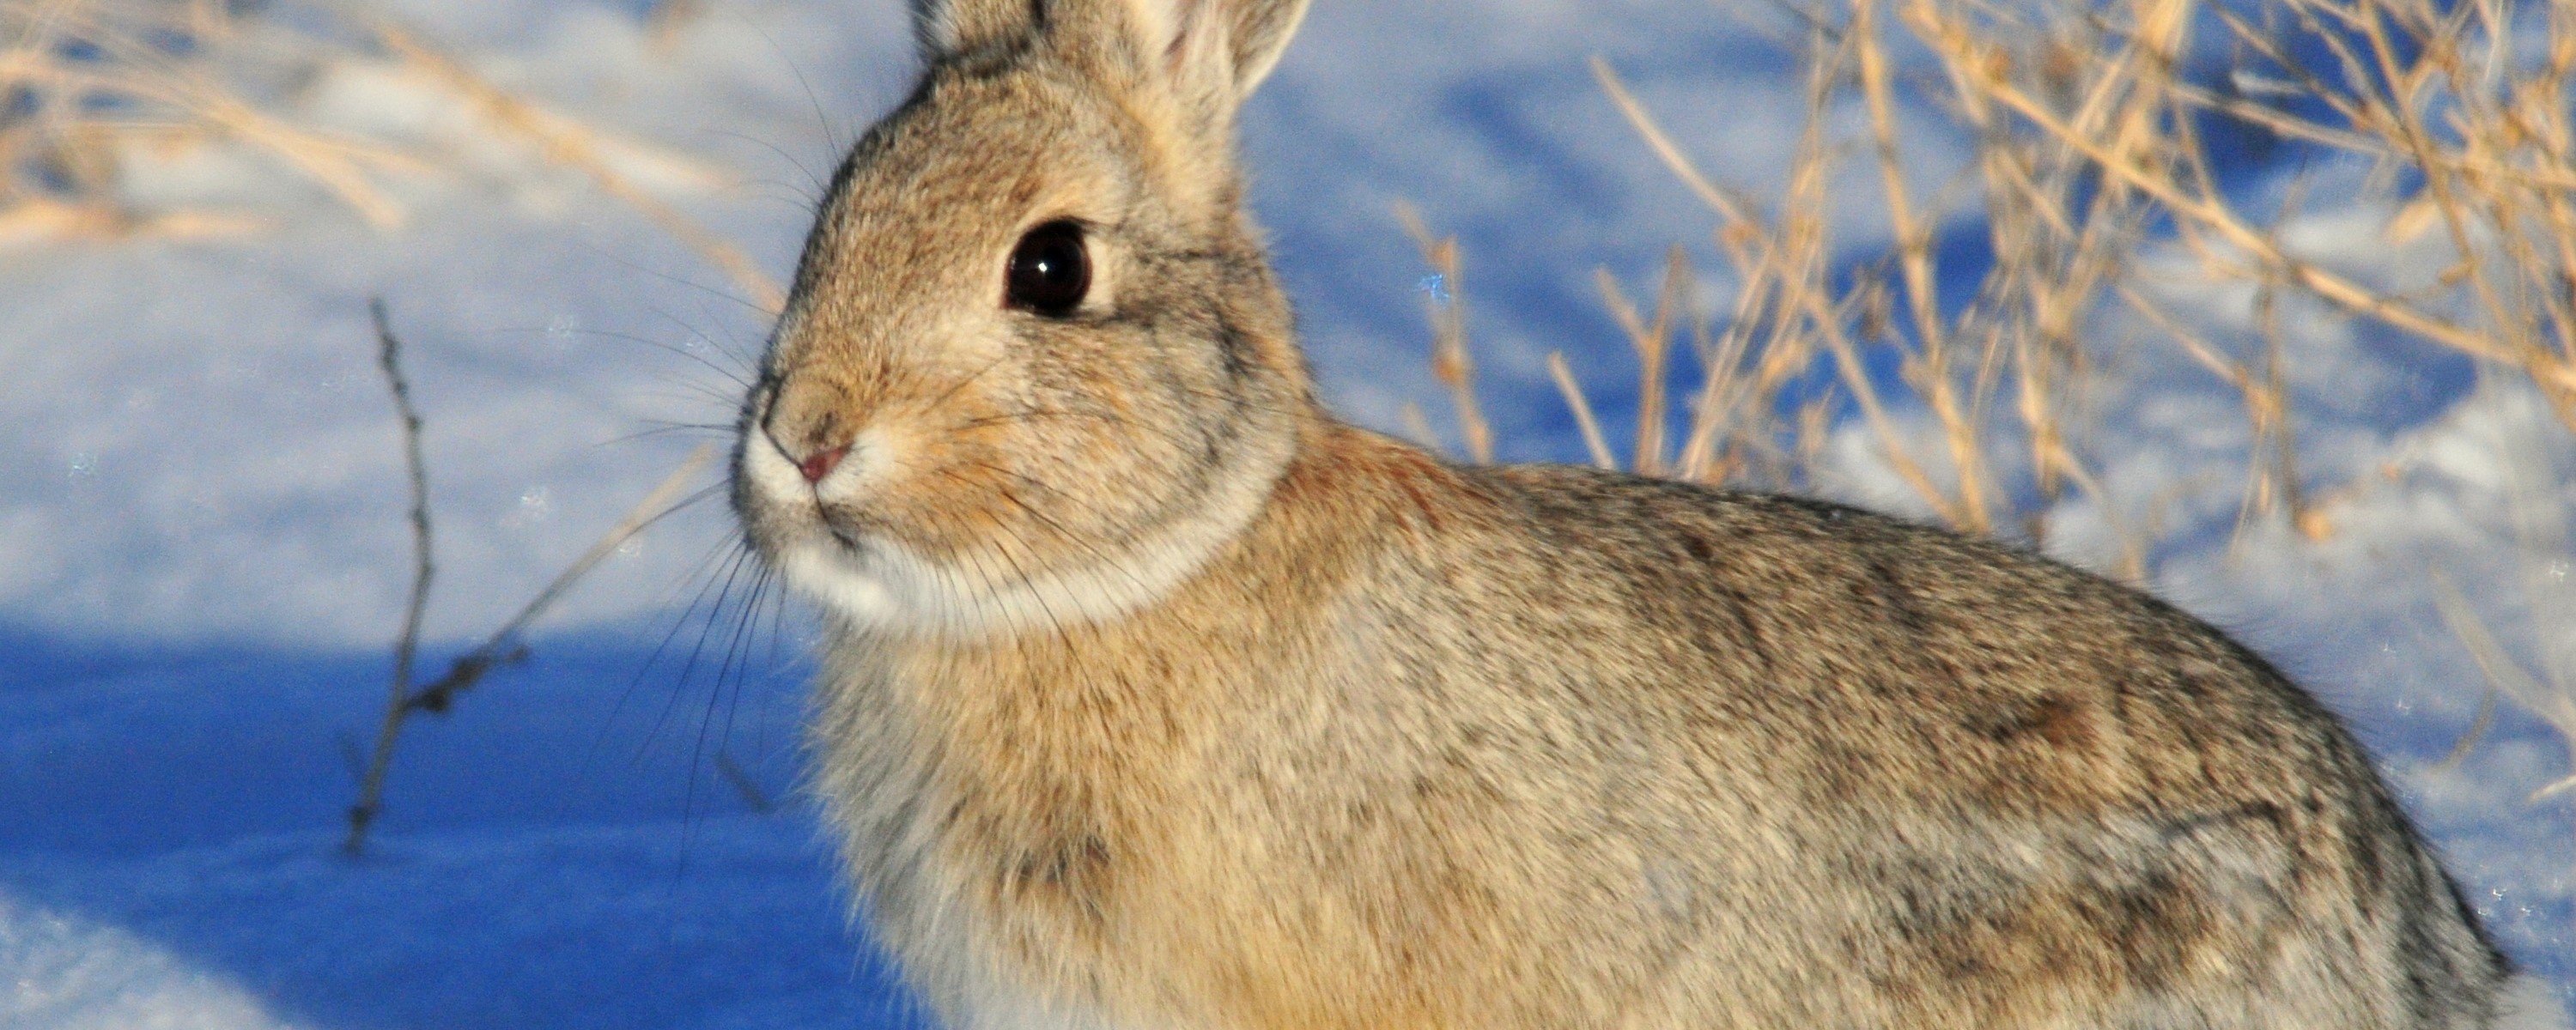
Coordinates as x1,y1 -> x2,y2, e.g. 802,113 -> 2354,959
342,300 -> 720,857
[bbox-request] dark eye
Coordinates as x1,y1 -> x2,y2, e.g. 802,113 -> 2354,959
1005,220 -> 1091,317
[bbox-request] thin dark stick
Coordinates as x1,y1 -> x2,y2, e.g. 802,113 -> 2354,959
336,297 -> 721,856
346,298 -> 433,856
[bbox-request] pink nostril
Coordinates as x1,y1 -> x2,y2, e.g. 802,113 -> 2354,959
797,445 -> 850,484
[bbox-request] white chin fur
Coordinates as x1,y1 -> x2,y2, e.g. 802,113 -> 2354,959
744,426 -> 1279,640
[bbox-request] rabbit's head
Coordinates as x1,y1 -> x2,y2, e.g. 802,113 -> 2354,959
736,0 -> 1317,639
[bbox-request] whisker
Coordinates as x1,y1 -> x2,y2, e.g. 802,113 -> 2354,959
928,354 -> 1017,410
640,545 -> 762,761
716,561 -> 778,749
567,325 -> 757,388
990,482 -> 1167,612
921,464 -> 1163,629
576,534 -> 746,804
685,554 -> 774,833
598,422 -> 736,448
647,306 -> 768,377
964,514 -> 1073,642
629,483 -> 732,540
578,240 -> 772,320
708,128 -> 829,202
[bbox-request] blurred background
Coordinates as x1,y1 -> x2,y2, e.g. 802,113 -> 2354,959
1,0 -> 2571,1026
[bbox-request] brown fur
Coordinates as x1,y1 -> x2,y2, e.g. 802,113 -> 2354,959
735,1 -> 2517,1027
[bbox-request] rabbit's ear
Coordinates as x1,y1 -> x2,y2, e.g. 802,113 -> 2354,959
1159,0 -> 1310,100
1101,0 -> 1310,109
911,0 -> 1042,61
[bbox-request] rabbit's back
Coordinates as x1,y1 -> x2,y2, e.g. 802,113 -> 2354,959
812,427 -> 2507,1029
1398,456 -> 2506,1025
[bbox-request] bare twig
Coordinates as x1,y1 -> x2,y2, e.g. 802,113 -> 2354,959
346,298 -> 432,856
341,299 -> 721,857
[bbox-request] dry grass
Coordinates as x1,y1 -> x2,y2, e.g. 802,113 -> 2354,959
1418,0 -> 2574,583
0,0 -> 413,236
0,0 -> 781,305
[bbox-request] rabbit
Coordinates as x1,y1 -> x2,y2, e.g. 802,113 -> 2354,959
730,0 -> 2545,1026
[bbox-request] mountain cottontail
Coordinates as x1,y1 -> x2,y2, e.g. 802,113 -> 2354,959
732,0 -> 2540,1025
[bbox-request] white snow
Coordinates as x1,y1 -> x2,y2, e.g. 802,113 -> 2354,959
0,893 -> 304,1030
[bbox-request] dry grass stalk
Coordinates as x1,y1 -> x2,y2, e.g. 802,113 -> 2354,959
647,0 -> 706,55
1396,402 -> 1443,452
1594,34 -> 1967,516
1905,0 -> 2576,554
1578,26 -> 2026,534
1592,247 -> 1692,476
1396,202 -> 1494,464
1852,0 -> 1992,531
1546,350 -> 1617,470
2431,567 -> 2576,803
2422,399 -> 2576,803
346,296 -> 435,857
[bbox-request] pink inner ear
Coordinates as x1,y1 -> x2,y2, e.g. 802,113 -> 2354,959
799,445 -> 852,484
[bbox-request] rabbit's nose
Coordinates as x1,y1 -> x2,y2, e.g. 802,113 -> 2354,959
796,444 -> 851,484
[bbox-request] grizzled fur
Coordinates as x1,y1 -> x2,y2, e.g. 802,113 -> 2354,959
732,0 -> 2522,1027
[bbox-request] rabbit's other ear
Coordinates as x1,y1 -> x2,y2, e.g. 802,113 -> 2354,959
910,0 -> 1041,61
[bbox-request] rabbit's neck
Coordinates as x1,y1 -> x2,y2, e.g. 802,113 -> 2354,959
812,422 -> 1478,1026
856,421 -> 1459,772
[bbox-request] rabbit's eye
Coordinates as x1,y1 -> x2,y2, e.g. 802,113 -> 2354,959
1005,221 -> 1091,317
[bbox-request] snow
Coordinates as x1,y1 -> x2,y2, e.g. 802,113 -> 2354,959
1,894 -> 306,1030
3,0 -> 2572,1025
